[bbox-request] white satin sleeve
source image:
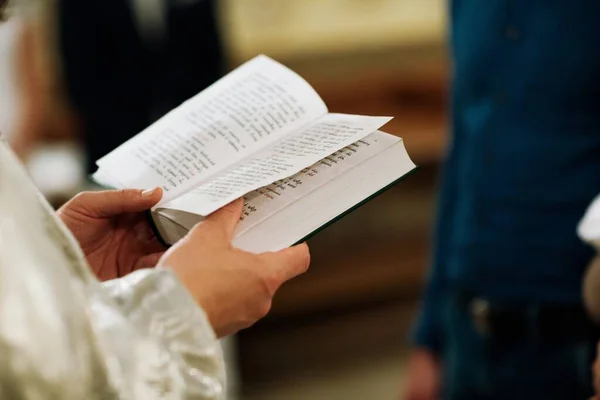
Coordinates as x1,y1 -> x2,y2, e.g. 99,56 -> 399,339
0,139 -> 226,400
101,268 -> 226,400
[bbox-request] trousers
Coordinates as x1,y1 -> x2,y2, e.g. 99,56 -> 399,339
442,293 -> 597,400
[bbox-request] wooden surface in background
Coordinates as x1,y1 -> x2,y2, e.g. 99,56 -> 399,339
240,299 -> 419,391
286,46 -> 450,165
221,0 -> 446,61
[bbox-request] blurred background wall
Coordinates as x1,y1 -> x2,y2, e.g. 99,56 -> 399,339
3,0 -> 448,398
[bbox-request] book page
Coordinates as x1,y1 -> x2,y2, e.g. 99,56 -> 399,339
162,113 -> 392,215
93,55 -> 328,202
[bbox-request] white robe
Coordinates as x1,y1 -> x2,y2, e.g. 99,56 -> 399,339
0,139 -> 226,399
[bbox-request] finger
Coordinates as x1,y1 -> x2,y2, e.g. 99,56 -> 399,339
261,243 -> 310,283
201,198 -> 244,239
74,188 -> 163,217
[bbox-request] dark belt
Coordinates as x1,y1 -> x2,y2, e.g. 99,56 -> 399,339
457,292 -> 599,342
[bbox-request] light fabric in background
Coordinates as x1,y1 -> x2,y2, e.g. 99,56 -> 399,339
0,17 -> 21,139
579,194 -> 600,250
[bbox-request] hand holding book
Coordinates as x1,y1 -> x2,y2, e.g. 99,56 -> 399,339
93,55 -> 416,253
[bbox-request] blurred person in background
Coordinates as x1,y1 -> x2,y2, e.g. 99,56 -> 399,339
405,2 -> 600,399
0,0 -> 43,158
57,0 -> 224,173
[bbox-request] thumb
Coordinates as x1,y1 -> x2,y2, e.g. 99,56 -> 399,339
261,243 -> 311,284
199,198 -> 244,239
73,188 -> 163,217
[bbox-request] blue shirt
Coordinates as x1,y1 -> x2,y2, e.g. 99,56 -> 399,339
415,0 -> 600,352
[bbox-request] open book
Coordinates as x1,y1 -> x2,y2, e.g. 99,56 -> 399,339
93,55 -> 416,253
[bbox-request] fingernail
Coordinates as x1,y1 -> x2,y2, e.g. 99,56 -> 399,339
142,188 -> 157,197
